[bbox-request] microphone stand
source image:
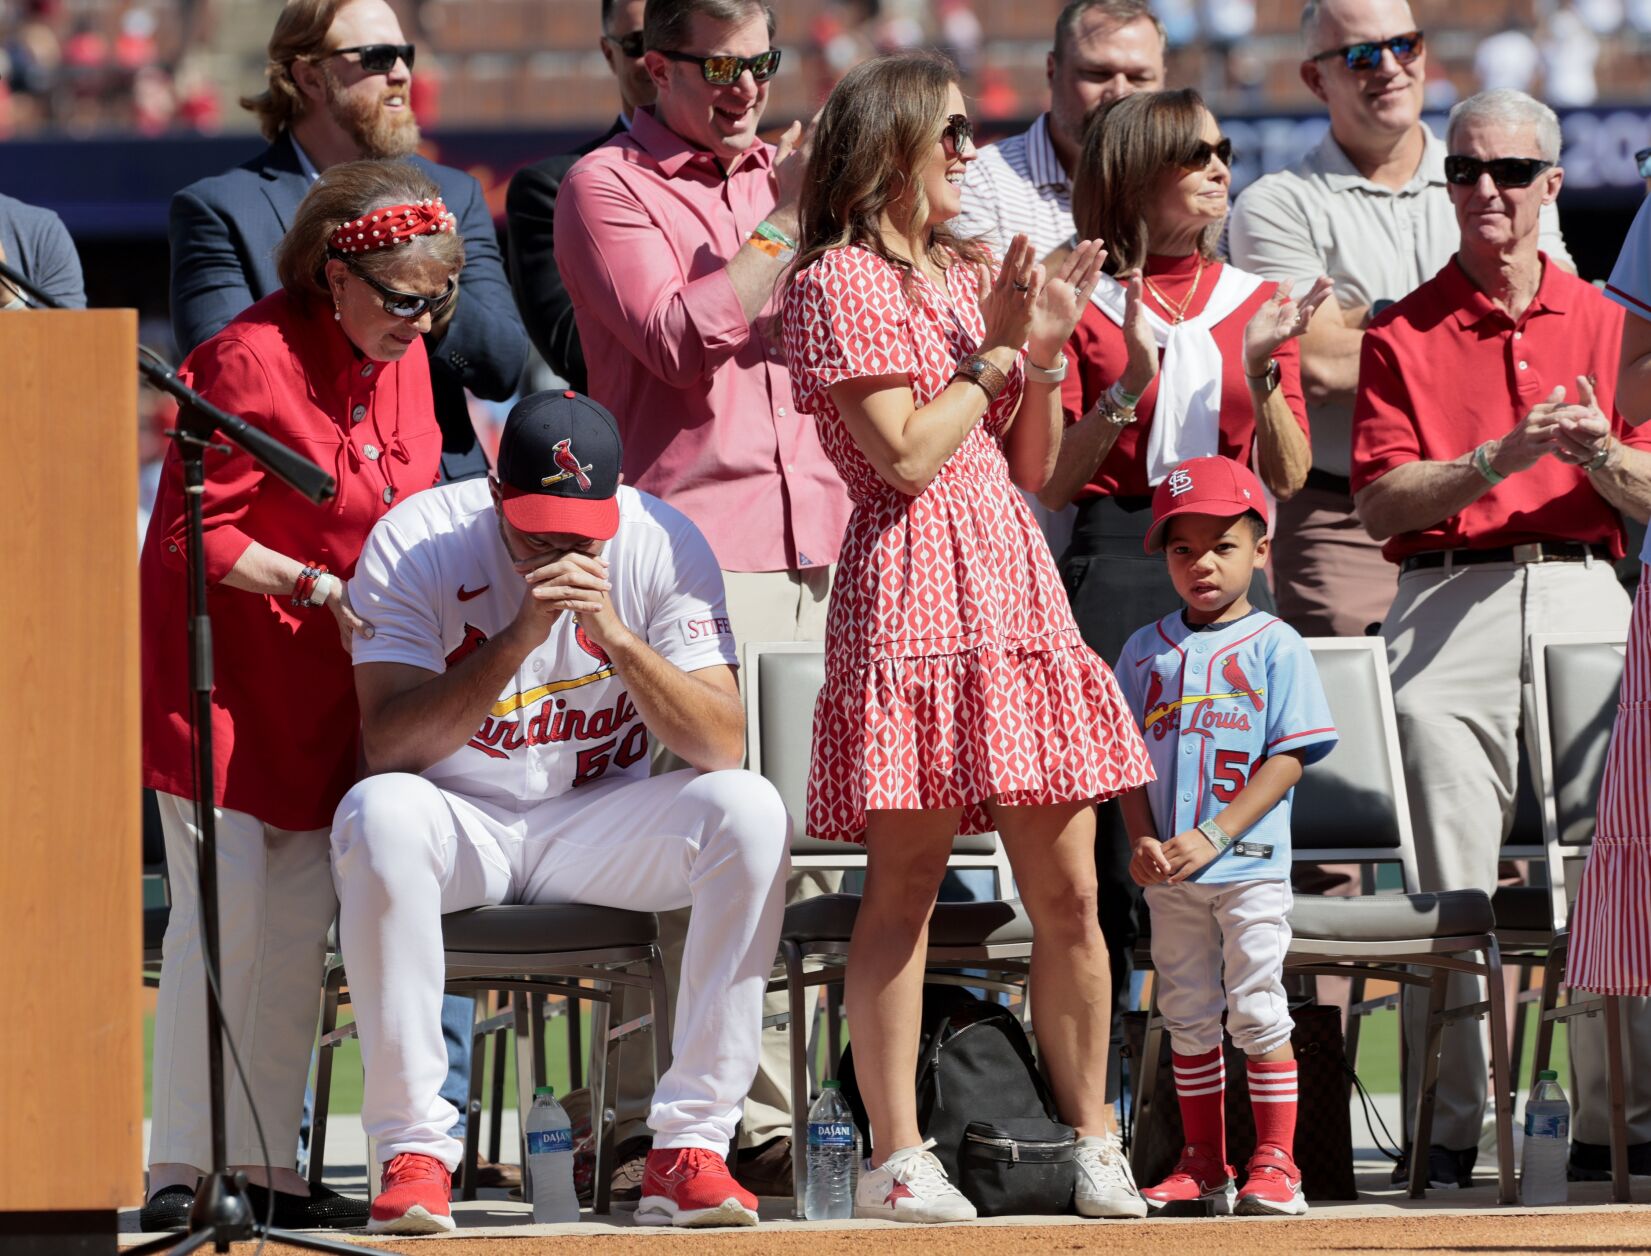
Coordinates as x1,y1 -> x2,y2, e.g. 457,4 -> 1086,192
2,260 -> 371,1255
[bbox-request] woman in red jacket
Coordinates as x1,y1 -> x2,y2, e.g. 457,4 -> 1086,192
139,159 -> 461,1232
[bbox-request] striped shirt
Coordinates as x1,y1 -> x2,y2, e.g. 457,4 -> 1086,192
955,113 -> 1077,263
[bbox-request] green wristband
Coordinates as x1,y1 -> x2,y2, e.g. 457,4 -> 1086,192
754,220 -> 797,252
1198,816 -> 1232,853
1472,441 -> 1506,486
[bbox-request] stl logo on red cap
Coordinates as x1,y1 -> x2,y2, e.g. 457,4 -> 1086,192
541,438 -> 594,492
1167,467 -> 1195,497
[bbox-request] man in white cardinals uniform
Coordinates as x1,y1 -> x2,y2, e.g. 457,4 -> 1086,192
331,389 -> 789,1233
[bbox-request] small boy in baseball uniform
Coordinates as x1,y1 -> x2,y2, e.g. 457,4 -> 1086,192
1114,455 -> 1338,1217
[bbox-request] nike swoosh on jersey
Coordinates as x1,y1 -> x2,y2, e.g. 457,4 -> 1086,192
457,585 -> 490,601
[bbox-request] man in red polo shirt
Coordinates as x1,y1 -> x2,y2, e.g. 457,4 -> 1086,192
1352,89 -> 1651,1189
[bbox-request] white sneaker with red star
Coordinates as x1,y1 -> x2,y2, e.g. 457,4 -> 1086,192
853,1139 -> 977,1224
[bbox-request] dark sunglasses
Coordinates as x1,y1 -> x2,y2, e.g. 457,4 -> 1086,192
1309,29 -> 1423,71
1181,136 -> 1234,170
942,113 -> 974,155
335,259 -> 457,320
657,48 -> 782,85
325,43 -> 414,74
1442,155 -> 1555,189
605,30 -> 646,58
1637,146 -> 1651,178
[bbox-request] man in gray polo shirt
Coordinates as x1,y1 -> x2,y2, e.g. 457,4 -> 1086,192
1227,0 -> 1571,639
956,0 -> 1165,265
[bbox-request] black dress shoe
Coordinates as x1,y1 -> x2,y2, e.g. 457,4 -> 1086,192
1388,1145 -> 1476,1189
242,1183 -> 370,1229
138,1184 -> 194,1232
1569,1139 -> 1651,1181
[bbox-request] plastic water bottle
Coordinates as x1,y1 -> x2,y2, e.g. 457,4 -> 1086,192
525,1086 -> 580,1223
1520,1069 -> 1571,1206
804,1080 -> 856,1220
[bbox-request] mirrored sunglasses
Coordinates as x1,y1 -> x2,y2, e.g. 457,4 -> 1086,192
327,43 -> 415,74
943,113 -> 974,154
658,48 -> 782,85
1310,29 -> 1423,72
1442,155 -> 1554,189
341,262 -> 457,320
1181,136 -> 1234,170
606,31 -> 646,58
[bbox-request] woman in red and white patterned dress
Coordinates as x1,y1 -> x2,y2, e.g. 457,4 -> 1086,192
782,52 -> 1154,1223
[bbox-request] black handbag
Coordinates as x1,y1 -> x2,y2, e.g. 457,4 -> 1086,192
1121,1004 -> 1357,1201
958,1117 -> 1077,1216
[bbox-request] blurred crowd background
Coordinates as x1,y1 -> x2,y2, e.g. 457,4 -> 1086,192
3,0 -> 1649,137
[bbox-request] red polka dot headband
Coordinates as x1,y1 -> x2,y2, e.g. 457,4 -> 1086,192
328,198 -> 457,254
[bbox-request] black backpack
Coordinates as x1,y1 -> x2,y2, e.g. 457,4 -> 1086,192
840,985 -> 1077,1215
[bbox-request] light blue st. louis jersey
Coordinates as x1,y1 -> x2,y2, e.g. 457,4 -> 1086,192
1116,610 -> 1338,885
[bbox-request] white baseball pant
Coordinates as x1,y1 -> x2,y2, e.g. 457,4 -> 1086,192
149,792 -> 337,1172
329,768 -> 790,1170
1145,878 -> 1295,1056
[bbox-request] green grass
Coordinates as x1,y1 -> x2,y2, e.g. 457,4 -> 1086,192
141,999 -> 1572,1120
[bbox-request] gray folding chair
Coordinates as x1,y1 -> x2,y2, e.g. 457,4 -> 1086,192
744,641 -> 1031,1219
309,904 -> 670,1215
1526,631 -> 1634,1203
1129,637 -> 1517,1203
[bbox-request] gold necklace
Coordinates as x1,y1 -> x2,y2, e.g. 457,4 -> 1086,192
1142,257 -> 1205,325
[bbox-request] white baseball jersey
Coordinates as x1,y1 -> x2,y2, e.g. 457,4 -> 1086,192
349,480 -> 737,808
1116,610 -> 1337,885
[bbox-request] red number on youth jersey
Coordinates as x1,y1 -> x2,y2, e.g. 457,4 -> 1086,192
1212,749 -> 1251,801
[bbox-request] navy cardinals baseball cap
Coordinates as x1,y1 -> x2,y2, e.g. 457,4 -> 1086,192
496,390 -> 622,539
1145,455 -> 1269,553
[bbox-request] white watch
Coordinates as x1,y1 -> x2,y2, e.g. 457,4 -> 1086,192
308,572 -> 340,607
1023,353 -> 1067,385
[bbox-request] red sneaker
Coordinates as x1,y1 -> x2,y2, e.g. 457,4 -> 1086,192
368,1152 -> 455,1234
1141,1144 -> 1236,1214
1236,1144 -> 1308,1216
635,1147 -> 759,1228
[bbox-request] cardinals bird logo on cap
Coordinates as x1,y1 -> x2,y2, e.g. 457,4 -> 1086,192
541,438 -> 595,492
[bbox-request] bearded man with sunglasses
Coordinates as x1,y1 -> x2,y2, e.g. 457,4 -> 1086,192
1228,0 -> 1574,644
555,0 -> 851,1203
1350,89 -> 1651,1191
169,0 -> 527,487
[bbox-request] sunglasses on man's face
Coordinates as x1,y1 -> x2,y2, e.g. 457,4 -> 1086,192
605,31 -> 645,59
1637,146 -> 1651,179
1309,29 -> 1423,72
1443,155 -> 1555,189
942,113 -> 974,156
341,262 -> 457,320
657,48 -> 782,85
1181,136 -> 1234,170
326,43 -> 415,74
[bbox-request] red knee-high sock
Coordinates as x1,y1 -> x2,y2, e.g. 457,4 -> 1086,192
1247,1058 -> 1298,1158
1172,1048 -> 1226,1164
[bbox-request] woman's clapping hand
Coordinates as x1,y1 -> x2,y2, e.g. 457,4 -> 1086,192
1027,239 -> 1107,365
1243,275 -> 1335,375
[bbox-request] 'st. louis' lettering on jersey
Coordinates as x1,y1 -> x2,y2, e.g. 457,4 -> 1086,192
1116,610 -> 1338,885
350,481 -> 737,806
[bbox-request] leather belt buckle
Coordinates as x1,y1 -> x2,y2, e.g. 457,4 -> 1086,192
1512,543 -> 1544,564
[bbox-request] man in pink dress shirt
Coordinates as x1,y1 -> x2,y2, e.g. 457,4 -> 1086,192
554,0 -> 849,1198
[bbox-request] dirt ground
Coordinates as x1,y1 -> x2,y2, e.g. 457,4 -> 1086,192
218,1210 -> 1651,1255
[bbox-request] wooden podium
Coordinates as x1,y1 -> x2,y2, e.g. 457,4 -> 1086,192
0,310 -> 143,1253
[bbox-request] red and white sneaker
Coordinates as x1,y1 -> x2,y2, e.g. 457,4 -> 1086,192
1141,1144 -> 1236,1215
635,1147 -> 759,1228
368,1152 -> 455,1234
1235,1144 -> 1308,1216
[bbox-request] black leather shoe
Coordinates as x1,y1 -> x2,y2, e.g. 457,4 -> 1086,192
1388,1145 -> 1476,1189
1569,1139 -> 1651,1181
138,1185 -> 194,1232
242,1183 -> 370,1229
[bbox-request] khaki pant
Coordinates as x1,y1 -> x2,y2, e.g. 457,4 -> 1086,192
1386,557 -> 1651,1149
1272,481 -> 1397,639
616,566 -> 838,1149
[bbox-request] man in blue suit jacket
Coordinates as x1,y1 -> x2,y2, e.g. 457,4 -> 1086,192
168,0 -> 527,484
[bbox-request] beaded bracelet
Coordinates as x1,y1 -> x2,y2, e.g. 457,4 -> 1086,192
291,562 -> 330,607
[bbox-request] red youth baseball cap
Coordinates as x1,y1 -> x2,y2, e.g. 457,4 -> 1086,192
496,390 -> 622,540
1144,455 -> 1269,554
